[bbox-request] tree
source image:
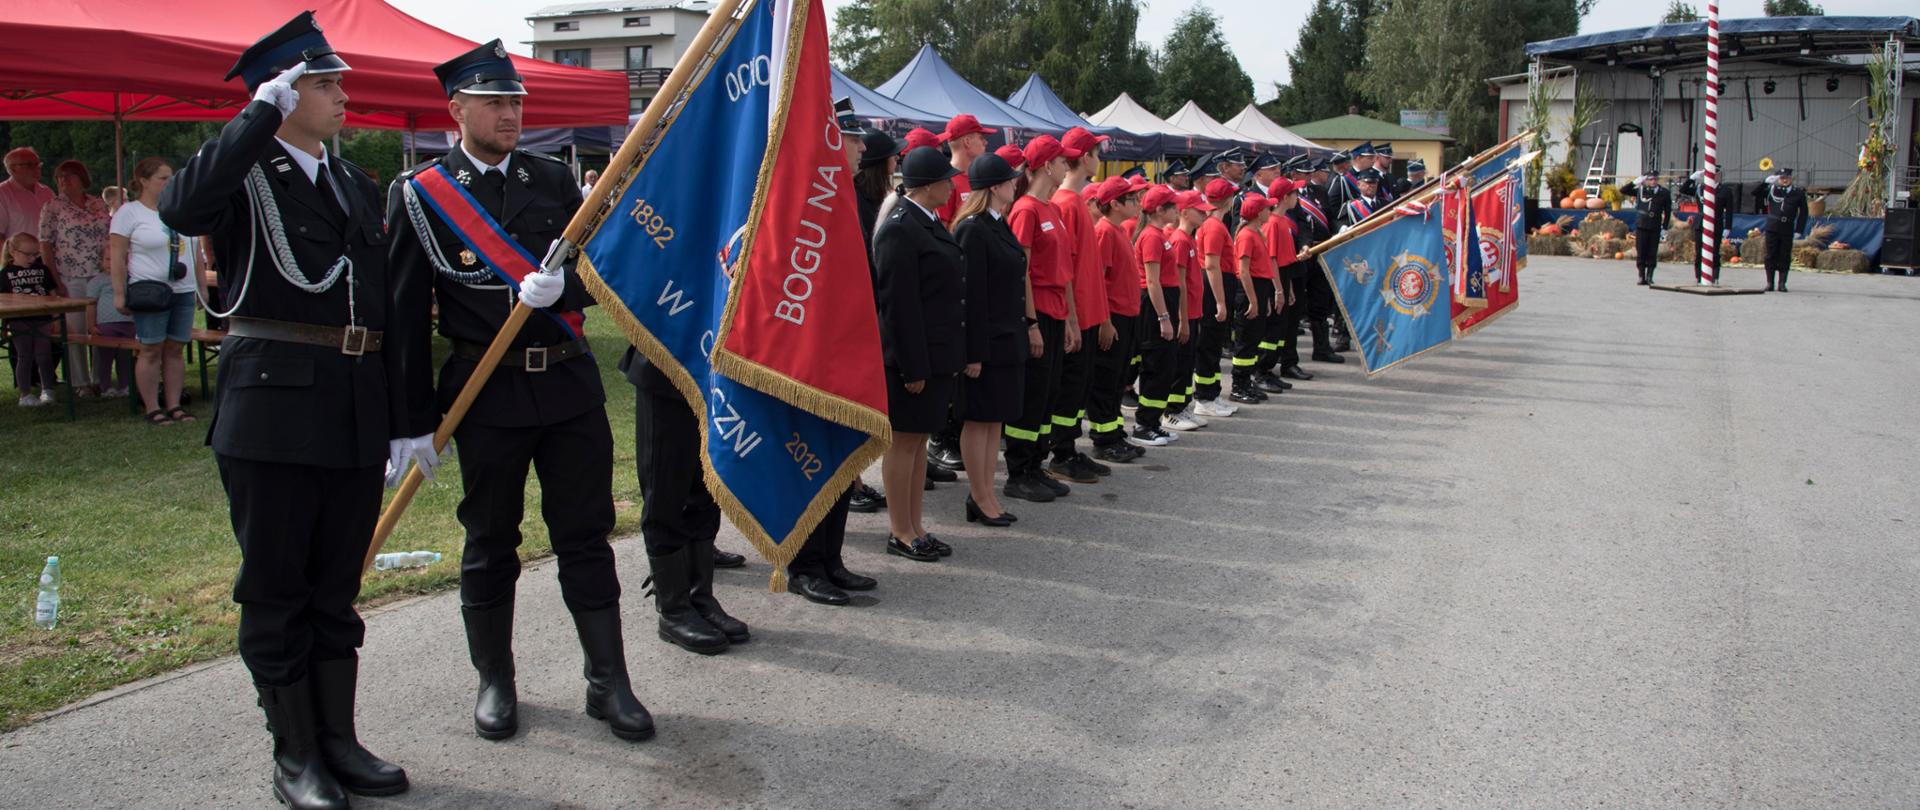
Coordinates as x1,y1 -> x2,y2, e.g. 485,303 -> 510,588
0,120 -> 219,191
1763,0 -> 1824,16
829,0 -> 1156,111
1262,0 -> 1376,125
1661,0 -> 1700,22
1148,7 -> 1254,119
1359,0 -> 1589,159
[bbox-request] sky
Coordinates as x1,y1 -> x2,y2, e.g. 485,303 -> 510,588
392,0 -> 1895,102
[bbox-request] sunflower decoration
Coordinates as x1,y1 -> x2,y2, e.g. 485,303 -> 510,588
1758,156 -> 1775,172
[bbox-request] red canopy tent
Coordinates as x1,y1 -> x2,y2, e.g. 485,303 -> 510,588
0,0 -> 628,131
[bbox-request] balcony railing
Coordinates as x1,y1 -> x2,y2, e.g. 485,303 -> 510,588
627,68 -> 670,91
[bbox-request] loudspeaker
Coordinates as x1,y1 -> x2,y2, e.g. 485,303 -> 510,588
1884,236 -> 1917,268
1886,207 -> 1918,240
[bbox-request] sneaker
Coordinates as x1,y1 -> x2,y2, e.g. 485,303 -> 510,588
1255,373 -> 1286,393
1180,405 -> 1209,427
1127,427 -> 1169,447
1093,443 -> 1140,464
1228,388 -> 1262,405
1038,475 -> 1070,497
102,387 -> 129,399
37,390 -> 54,405
1120,390 -> 1139,411
1194,399 -> 1236,417
18,394 -> 39,407
1003,473 -> 1057,503
1046,458 -> 1098,484
1071,453 -> 1110,478
1154,427 -> 1179,443
1164,413 -> 1200,431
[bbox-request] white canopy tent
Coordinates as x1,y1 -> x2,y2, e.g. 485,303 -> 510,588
1223,104 -> 1328,152
1168,101 -> 1266,145
1086,92 -> 1202,136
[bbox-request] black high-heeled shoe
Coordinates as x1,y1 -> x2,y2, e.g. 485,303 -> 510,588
965,496 -> 1014,527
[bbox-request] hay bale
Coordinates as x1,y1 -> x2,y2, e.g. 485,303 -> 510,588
1580,212 -> 1629,239
1528,233 -> 1571,256
1815,249 -> 1872,273
1792,246 -> 1821,268
1589,237 -> 1628,259
1740,234 -> 1768,264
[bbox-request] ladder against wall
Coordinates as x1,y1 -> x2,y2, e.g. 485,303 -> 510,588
1582,135 -> 1613,195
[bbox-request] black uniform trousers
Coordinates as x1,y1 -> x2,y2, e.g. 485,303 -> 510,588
1134,287 -> 1180,431
1087,315 -> 1137,448
1049,326 -> 1099,463
786,489 -> 853,578
1255,282 -> 1288,374
635,382 -> 721,557
1765,227 -> 1793,287
1301,271 -> 1336,357
1232,277 -> 1276,386
1004,315 -> 1064,476
219,455 -> 383,686
1170,320 -> 1197,409
1279,273 -> 1329,368
454,405 -> 619,613
1634,227 -> 1660,277
1194,282 -> 1237,401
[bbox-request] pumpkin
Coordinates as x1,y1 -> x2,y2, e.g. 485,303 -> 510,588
1539,224 -> 1563,235
1586,198 -> 1607,210
1559,197 -> 1574,208
1614,251 -> 1625,259
1570,188 -> 1588,201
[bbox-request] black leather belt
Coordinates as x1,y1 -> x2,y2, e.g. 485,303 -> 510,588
452,339 -> 590,373
227,316 -> 382,355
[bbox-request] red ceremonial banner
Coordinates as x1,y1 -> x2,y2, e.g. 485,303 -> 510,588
1453,175 -> 1521,337
713,0 -> 890,430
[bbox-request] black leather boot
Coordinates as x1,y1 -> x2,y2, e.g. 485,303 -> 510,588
571,607 -> 656,741
461,602 -> 519,740
311,658 -> 408,796
688,537 -> 749,643
645,547 -> 730,654
256,678 -> 349,810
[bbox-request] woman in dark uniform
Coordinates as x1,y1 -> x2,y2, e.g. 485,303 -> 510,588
845,127 -> 904,515
872,147 -> 966,562
951,153 -> 1025,527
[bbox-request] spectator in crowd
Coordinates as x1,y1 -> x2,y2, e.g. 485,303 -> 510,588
1,147 -> 54,243
40,160 -> 111,397
84,271 -> 133,399
101,185 -> 127,215
3,233 -> 62,406
951,152 -> 1025,528
109,157 -> 203,426
580,168 -> 599,198
872,147 -> 965,562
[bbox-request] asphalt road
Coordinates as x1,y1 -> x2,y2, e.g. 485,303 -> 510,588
3,257 -> 1916,809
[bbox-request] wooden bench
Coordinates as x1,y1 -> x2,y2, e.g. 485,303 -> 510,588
18,326 -> 226,415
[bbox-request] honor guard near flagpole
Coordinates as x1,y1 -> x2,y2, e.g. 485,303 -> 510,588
1681,169 -> 1735,284
386,41 -> 656,744
1762,169 -> 1807,292
1620,173 -> 1673,286
160,13 -> 413,809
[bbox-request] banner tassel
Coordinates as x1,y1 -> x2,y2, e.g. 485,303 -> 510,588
769,567 -> 787,594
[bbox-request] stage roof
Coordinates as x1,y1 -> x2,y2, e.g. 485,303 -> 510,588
1524,16 -> 1920,70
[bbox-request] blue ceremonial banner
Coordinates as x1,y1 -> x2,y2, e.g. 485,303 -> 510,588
1466,141 -> 1525,190
1318,209 -> 1454,376
574,0 -> 885,587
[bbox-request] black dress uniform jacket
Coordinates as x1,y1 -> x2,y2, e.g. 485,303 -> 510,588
387,148 -> 601,435
955,211 -> 1028,368
1765,186 -> 1809,234
161,99 -> 400,469
873,199 -> 965,383
1622,182 -> 1673,232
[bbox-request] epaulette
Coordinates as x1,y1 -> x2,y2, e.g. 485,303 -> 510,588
516,149 -> 567,165
397,157 -> 443,180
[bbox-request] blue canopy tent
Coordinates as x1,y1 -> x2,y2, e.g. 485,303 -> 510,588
1006,73 -> 1159,161
875,45 -> 1064,145
831,66 -> 946,134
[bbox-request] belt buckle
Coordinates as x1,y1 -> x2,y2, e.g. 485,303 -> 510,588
525,345 -> 549,373
340,325 -> 369,356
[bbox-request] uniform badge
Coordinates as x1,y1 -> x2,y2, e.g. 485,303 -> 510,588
493,42 -> 507,59
459,249 -> 479,267
272,157 -> 293,174
1381,250 -> 1440,317
456,169 -> 473,186
515,166 -> 531,184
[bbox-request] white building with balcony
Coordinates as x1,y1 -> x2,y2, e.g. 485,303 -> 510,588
525,0 -> 717,113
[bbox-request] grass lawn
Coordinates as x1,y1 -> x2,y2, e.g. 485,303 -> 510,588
0,315 -> 643,732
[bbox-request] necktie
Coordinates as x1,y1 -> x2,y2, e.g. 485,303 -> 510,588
474,170 -> 507,219
314,164 -> 347,221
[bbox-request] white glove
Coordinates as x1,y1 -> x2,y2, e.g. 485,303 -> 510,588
406,434 -> 443,481
518,271 -> 564,309
253,63 -> 306,118
385,438 -> 412,488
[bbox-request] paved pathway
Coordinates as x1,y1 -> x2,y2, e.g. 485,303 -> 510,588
4,258 -> 1917,808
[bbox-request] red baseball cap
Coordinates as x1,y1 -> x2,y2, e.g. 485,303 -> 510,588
1141,185 -> 1175,211
1126,175 -> 1152,193
1203,178 -> 1237,202
1091,176 -> 1131,205
1240,193 -> 1273,220
1022,135 -> 1065,169
1061,127 -> 1109,158
944,114 -> 998,141
905,128 -> 947,151
1176,190 -> 1215,212
994,144 -> 1026,170
1268,178 -> 1297,198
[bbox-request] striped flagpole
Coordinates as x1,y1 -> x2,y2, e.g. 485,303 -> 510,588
1700,0 -> 1721,283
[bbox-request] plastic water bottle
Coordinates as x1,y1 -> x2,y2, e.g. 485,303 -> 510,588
33,556 -> 61,630
373,551 -> 443,571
